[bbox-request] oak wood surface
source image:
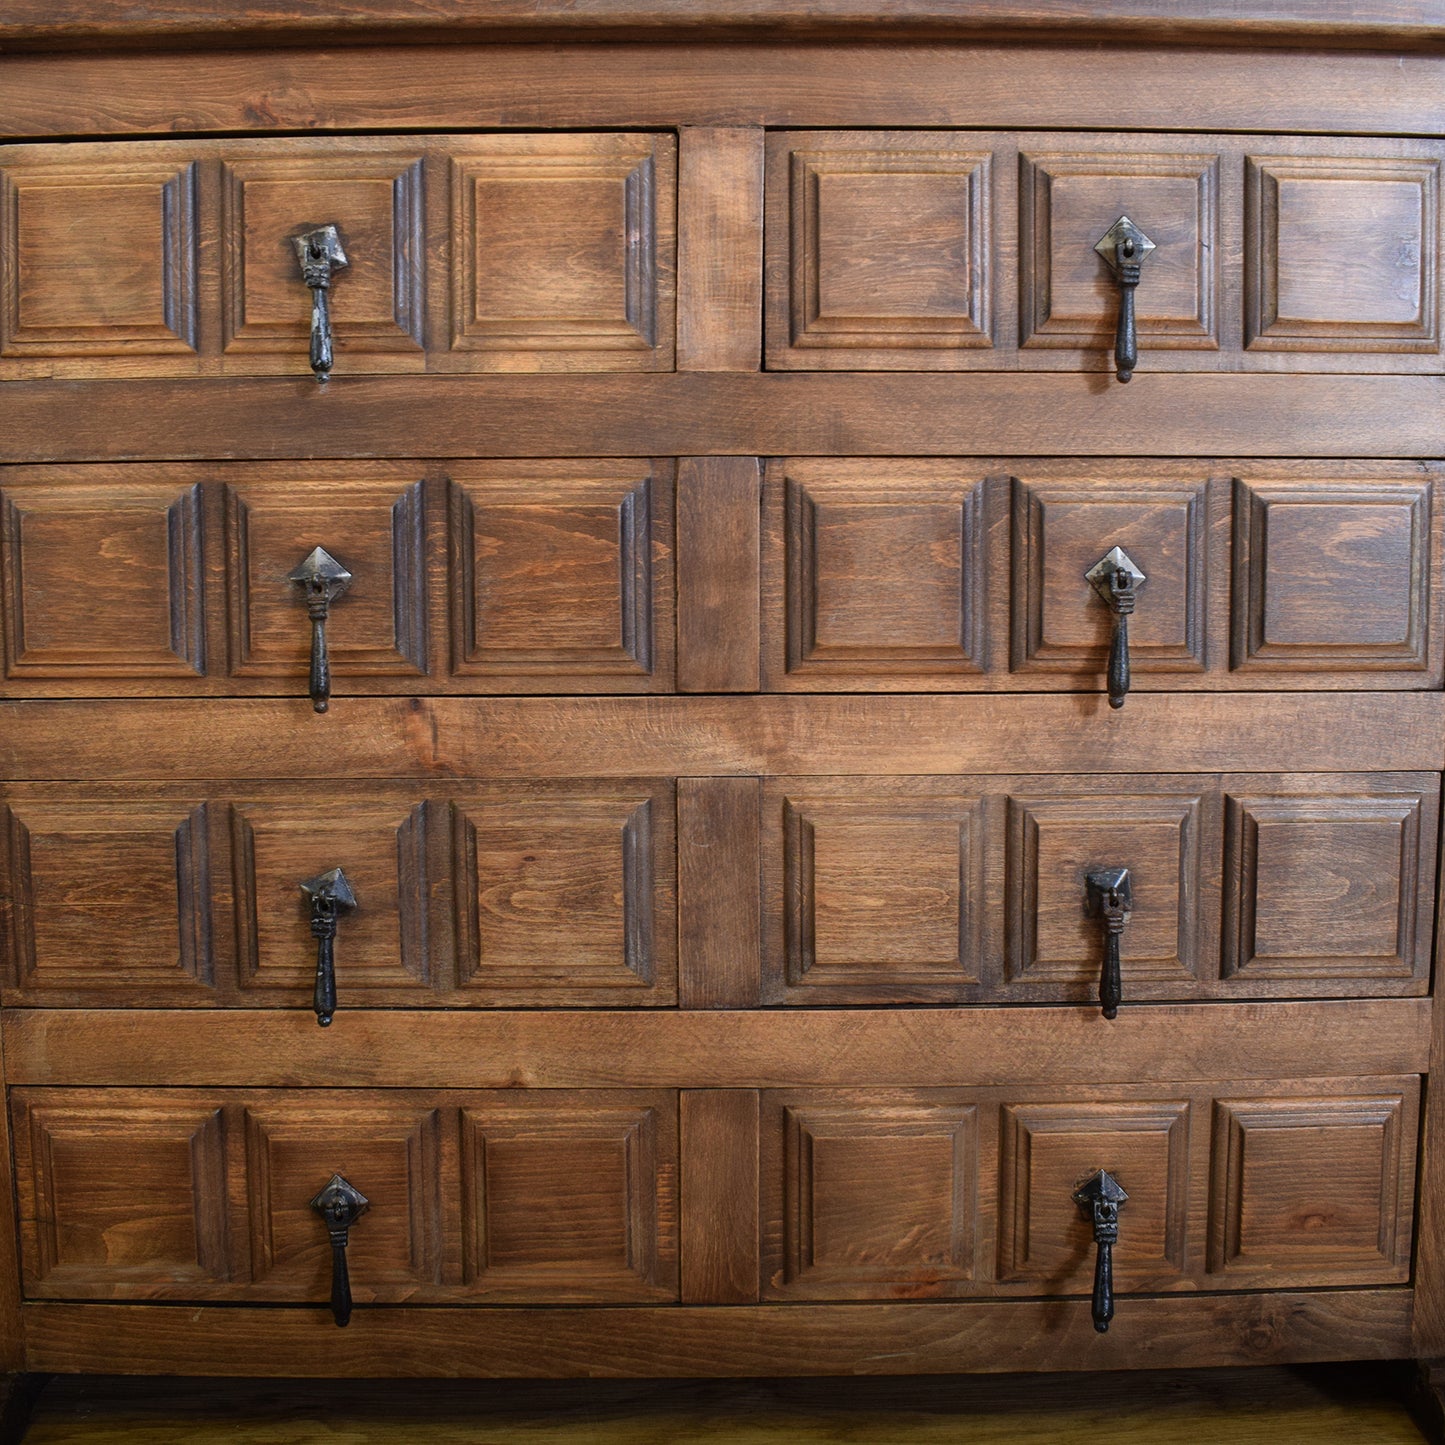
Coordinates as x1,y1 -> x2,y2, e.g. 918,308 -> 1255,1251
680,1089 -> 761,1304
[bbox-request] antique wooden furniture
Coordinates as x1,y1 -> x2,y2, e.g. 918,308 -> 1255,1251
1,0 -> 1445,1410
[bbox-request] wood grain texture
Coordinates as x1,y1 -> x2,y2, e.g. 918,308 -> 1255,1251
18,1292 -> 1415,1376
680,1090 -> 760,1304
2,1001 -> 1429,1089
0,695 -> 1438,779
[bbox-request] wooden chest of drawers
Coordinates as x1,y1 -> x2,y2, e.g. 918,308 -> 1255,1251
1,0 -> 1444,1403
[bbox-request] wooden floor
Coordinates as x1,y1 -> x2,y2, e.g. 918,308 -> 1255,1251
13,1366 -> 1435,1443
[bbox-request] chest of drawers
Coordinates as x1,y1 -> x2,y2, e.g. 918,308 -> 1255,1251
1,0 -> 1444,1412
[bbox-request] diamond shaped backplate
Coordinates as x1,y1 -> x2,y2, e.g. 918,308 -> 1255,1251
1093,215 -> 1156,272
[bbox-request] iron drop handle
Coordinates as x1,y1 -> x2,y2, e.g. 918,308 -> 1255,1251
1086,867 -> 1132,1020
1094,216 -> 1155,384
1086,546 -> 1146,711
292,225 -> 349,383
1074,1170 -> 1128,1333
310,1174 -> 369,1327
288,546 -> 352,714
300,867 -> 357,1027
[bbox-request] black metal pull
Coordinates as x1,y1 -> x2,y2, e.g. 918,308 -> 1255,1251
1074,1170 -> 1128,1333
1086,546 -> 1146,710
310,1174 -> 369,1327
1085,867 -> 1132,1019
300,867 -> 357,1026
292,225 -> 349,382
1094,216 -> 1155,383
288,546 -> 352,713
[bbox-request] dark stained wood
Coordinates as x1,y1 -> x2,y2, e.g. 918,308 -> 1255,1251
0,1037 -> 26,1373
3,1001 -> 1430,1090
18,1292 -> 1416,1377
676,457 -> 762,694
680,1090 -> 760,1304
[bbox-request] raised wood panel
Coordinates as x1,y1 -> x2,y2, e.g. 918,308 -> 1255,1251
1246,151 -> 1441,356
447,133 -> 676,371
997,1099 -> 1191,1291
11,1093 -> 231,1298
459,1091 -> 678,1301
1222,779 -> 1437,982
1004,789 -> 1206,990
1208,1084 -> 1419,1286
1,481 -> 204,678
761,781 -> 986,1004
452,782 -> 677,1006
1010,474 -> 1211,677
766,131 -> 1000,368
0,153 -> 198,358
220,151 -> 425,360
769,460 -> 989,687
1019,143 -> 1221,357
763,1092 -> 980,1300
243,1099 -> 445,1301
1231,477 -> 1437,676
448,461 -> 673,689
232,797 -> 441,1004
224,475 -> 428,678
1,798 -> 216,1000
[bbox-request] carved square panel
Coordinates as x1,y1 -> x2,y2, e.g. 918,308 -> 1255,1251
1232,478 -> 1434,674
232,797 -> 441,1003
221,149 -> 425,357
459,1091 -> 678,1301
452,783 -> 676,1005
448,133 -> 676,369
1,481 -> 204,678
1020,146 -> 1221,352
1222,784 -> 1435,981
243,1098 -> 444,1300
998,1099 -> 1191,1290
12,1092 -> 231,1298
223,474 -> 428,679
774,461 -> 988,683
0,153 -> 198,357
448,462 -> 670,686
763,1092 -> 979,1299
1208,1086 -> 1418,1284
2,798 -> 215,1000
1246,153 -> 1440,353
1005,790 -> 1204,990
762,782 -> 985,1003
1010,475 -> 1209,675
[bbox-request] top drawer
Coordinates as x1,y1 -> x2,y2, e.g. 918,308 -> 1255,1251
0,133 -> 676,378
766,130 -> 1443,374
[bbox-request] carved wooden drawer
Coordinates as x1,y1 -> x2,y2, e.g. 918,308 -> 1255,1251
760,773 -> 1437,1005
0,133 -> 676,378
0,781 -> 677,1009
763,459 -> 1443,692
766,131 -> 1443,374
0,460 -> 675,696
760,1078 -> 1419,1300
9,1088 -> 678,1303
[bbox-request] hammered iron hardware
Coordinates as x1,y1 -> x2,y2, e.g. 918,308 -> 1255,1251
1085,867 -> 1133,1020
288,546 -> 352,714
1074,1169 -> 1128,1334
292,224 -> 349,382
1085,546 -> 1146,710
310,1173 -> 369,1327
299,866 -> 357,1027
1094,216 -> 1155,383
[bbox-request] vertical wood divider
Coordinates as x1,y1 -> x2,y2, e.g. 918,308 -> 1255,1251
680,1089 -> 761,1304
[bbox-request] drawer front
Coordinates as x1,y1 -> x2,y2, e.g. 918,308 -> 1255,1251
761,1079 -> 1418,1300
10,1088 -> 678,1303
762,459 -> 1443,692
760,773 -> 1436,1004
0,781 -> 677,1009
0,461 -> 675,696
766,130 -> 1443,374
0,134 -> 677,378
